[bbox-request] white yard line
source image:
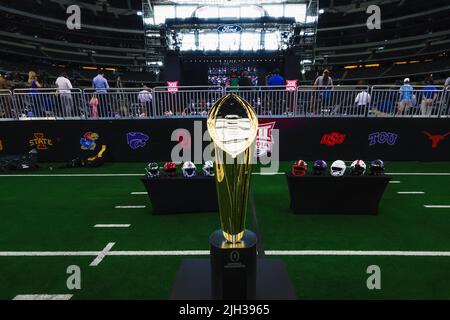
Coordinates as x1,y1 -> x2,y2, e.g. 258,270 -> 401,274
389,181 -> 401,184
94,224 -> 130,228
397,192 -> 425,195
1,249 -> 450,258
115,205 -> 146,209
131,192 -> 148,195
424,205 -> 450,209
13,294 -> 73,300
89,242 -> 115,267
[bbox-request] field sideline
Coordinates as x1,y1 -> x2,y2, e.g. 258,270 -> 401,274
0,161 -> 449,300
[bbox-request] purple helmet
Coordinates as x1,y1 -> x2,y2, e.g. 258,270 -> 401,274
313,160 -> 327,175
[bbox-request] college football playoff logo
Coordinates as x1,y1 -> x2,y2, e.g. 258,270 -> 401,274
255,122 -> 275,157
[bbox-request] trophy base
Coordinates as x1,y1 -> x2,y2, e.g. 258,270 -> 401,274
170,259 -> 297,300
209,229 -> 257,300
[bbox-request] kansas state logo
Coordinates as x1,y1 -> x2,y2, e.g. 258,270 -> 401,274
369,132 -> 398,146
127,132 -> 149,150
255,122 -> 275,157
80,132 -> 99,150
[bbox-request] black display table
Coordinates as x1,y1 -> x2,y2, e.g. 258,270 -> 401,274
170,259 -> 296,300
141,175 -> 218,214
285,172 -> 391,215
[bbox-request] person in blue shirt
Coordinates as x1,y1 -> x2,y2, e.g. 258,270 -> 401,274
420,79 -> 438,116
92,72 -> 109,93
92,72 -> 110,117
397,78 -> 413,115
267,69 -> 285,86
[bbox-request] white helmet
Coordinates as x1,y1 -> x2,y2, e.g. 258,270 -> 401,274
350,160 -> 366,176
203,160 -> 215,177
330,160 -> 346,177
182,161 -> 197,178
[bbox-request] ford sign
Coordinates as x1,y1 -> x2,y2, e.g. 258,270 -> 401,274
217,25 -> 243,33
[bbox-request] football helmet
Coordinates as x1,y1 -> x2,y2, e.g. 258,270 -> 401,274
370,159 -> 385,176
292,160 -> 308,176
350,160 -> 366,176
145,162 -> 160,178
202,160 -> 215,177
330,160 -> 346,177
182,161 -> 197,178
313,160 -> 327,175
163,162 -> 177,177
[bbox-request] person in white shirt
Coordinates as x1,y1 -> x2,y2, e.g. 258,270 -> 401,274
55,72 -> 73,117
445,76 -> 450,88
138,85 -> 152,117
354,88 -> 371,116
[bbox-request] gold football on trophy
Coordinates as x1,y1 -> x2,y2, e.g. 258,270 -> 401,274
207,94 -> 258,244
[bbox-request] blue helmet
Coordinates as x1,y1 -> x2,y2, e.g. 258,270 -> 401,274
370,159 -> 385,176
313,160 -> 327,175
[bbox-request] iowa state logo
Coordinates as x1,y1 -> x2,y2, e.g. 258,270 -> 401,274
0,139 -> 3,152
255,122 -> 276,157
321,132 -> 346,147
29,133 -> 53,150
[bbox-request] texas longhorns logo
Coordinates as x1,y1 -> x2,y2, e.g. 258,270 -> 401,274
422,131 -> 450,149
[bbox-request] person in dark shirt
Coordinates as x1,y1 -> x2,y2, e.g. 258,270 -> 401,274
239,71 -> 253,87
267,69 -> 285,86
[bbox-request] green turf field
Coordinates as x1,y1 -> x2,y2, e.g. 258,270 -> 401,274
0,162 -> 450,300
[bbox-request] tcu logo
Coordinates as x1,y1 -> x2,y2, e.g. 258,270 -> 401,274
369,132 -> 398,146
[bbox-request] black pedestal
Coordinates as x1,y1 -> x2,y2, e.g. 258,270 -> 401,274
141,175 -> 218,214
170,259 -> 296,300
209,230 -> 257,300
285,172 -> 392,215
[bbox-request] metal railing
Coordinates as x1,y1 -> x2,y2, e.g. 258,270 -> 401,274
370,86 -> 448,117
0,86 -> 448,120
12,88 -> 85,119
153,86 -> 223,117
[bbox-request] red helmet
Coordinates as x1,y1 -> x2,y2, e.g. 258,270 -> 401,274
163,162 -> 177,176
292,160 -> 307,177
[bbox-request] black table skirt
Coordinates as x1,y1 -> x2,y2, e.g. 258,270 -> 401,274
141,175 -> 218,214
285,172 -> 392,215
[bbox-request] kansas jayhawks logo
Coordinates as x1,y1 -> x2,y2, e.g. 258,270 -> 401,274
255,122 -> 276,157
127,132 -> 149,150
80,132 -> 99,150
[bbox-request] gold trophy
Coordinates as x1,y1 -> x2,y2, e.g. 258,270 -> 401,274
207,94 -> 259,244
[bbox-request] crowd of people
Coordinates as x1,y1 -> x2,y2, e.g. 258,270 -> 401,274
0,68 -> 449,119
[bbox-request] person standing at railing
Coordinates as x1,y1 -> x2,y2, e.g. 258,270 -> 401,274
397,78 -> 413,116
312,69 -> 333,115
0,74 -> 12,118
239,71 -> 253,88
355,87 -> 371,116
420,79 -> 438,116
445,75 -> 450,88
55,72 -> 73,118
92,71 -> 109,118
28,72 -> 42,117
138,85 -> 152,117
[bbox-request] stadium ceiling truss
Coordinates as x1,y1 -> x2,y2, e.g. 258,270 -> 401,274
142,0 -> 319,72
